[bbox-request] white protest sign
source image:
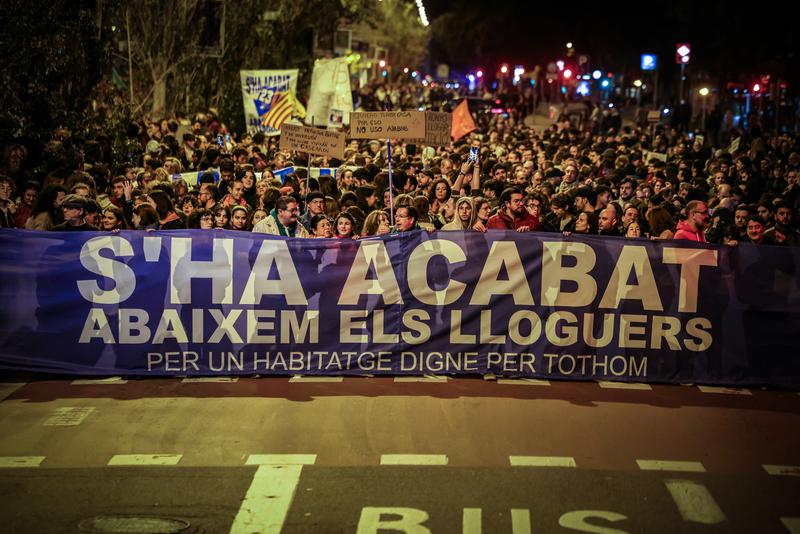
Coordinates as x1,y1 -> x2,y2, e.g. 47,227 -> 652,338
349,111 -> 426,140
279,123 -> 346,159
727,137 -> 741,154
306,58 -> 354,128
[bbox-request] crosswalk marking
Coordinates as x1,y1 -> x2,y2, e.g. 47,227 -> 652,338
763,464 -> 800,476
43,406 -> 95,426
380,454 -> 448,465
71,376 -> 128,385
288,376 -> 343,383
697,385 -> 752,395
181,377 -> 239,383
498,378 -> 551,386
246,454 -> 317,466
0,456 -> 45,468
637,460 -> 706,472
665,479 -> 726,524
393,376 -> 449,383
230,464 -> 304,534
107,454 -> 182,466
598,381 -> 652,390
510,456 -> 576,467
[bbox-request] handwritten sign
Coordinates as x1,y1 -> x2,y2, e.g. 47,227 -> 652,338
647,111 -> 661,123
279,123 -> 346,159
349,111 -> 426,140
409,112 -> 452,146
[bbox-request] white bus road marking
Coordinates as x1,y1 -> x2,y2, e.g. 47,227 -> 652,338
229,464 -> 304,534
43,406 -> 95,426
664,479 -> 726,524
393,376 -> 449,383
71,376 -> 128,385
781,517 -> 800,534
107,454 -> 182,466
181,377 -> 239,383
763,464 -> 800,476
509,456 -> 577,467
598,381 -> 652,390
246,454 -> 317,466
0,456 -> 45,468
380,454 -> 448,465
697,385 -> 752,395
497,378 -> 551,386
637,460 -> 706,472
288,376 -> 343,383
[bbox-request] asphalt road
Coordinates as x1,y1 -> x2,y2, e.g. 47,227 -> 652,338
0,375 -> 798,533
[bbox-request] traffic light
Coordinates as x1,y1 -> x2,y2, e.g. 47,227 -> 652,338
675,43 -> 691,64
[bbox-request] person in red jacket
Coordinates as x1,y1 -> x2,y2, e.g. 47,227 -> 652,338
487,187 -> 539,232
674,200 -> 709,242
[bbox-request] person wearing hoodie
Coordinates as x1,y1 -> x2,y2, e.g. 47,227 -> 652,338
252,195 -> 310,237
674,200 -> 709,242
441,197 -> 474,231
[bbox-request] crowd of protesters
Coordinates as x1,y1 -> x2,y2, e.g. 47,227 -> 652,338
1,82 -> 799,249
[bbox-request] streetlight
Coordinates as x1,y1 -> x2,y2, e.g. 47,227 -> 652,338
633,79 -> 643,88
500,65 -> 509,74
698,87 -> 710,131
566,42 -> 573,49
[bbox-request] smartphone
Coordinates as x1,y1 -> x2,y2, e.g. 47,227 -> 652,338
225,134 -> 231,143
688,132 -> 695,140
217,135 -> 224,147
469,146 -> 479,162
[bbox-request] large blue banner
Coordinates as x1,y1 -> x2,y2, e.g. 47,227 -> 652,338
1,229 -> 799,386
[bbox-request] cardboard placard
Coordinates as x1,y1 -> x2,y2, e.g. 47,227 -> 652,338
349,111 -> 426,140
409,112 -> 452,146
647,111 -> 661,123
279,123 -> 346,159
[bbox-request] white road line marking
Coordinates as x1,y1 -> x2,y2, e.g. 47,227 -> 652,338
393,376 -> 448,383
0,456 -> 45,468
498,378 -> 551,386
697,385 -> 752,395
509,456 -> 577,467
463,508 -> 482,534
511,509 -> 532,534
288,376 -> 343,383
181,377 -> 239,383
598,381 -> 652,390
246,454 -> 317,466
380,454 -> 448,465
43,406 -> 95,426
763,464 -> 800,476
781,517 -> 800,534
71,376 -> 128,385
637,460 -> 706,472
107,454 -> 182,466
0,382 -> 27,402
664,479 -> 726,524
229,464 -> 304,534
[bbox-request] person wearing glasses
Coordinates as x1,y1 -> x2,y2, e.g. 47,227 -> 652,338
252,195 -> 310,237
674,200 -> 710,242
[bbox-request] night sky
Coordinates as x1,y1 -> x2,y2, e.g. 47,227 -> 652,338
425,0 -> 798,84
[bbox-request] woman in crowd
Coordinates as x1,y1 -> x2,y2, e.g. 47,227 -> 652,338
573,211 -> 598,235
428,178 -> 451,216
625,221 -> 643,238
248,208 -> 268,230
334,212 -> 357,239
361,210 -> 391,236
131,203 -> 159,231
471,197 -> 491,232
187,208 -> 214,229
212,205 -> 230,229
230,205 -> 249,231
647,206 -> 675,239
101,206 -> 128,231
181,195 -> 199,217
239,167 -> 258,207
310,214 -> 333,238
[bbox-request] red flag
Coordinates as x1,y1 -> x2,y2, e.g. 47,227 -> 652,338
451,100 -> 476,141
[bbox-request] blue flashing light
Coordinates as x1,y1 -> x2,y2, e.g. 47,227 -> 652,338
382,70 -> 388,77
467,74 -> 475,82
601,79 -> 610,88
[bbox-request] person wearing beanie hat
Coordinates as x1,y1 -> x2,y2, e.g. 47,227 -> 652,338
50,194 -> 99,231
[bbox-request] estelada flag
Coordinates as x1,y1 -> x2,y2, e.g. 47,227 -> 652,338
262,91 -> 305,130
451,99 -> 476,141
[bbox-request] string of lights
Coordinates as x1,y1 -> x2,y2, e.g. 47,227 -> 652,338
415,0 -> 429,26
